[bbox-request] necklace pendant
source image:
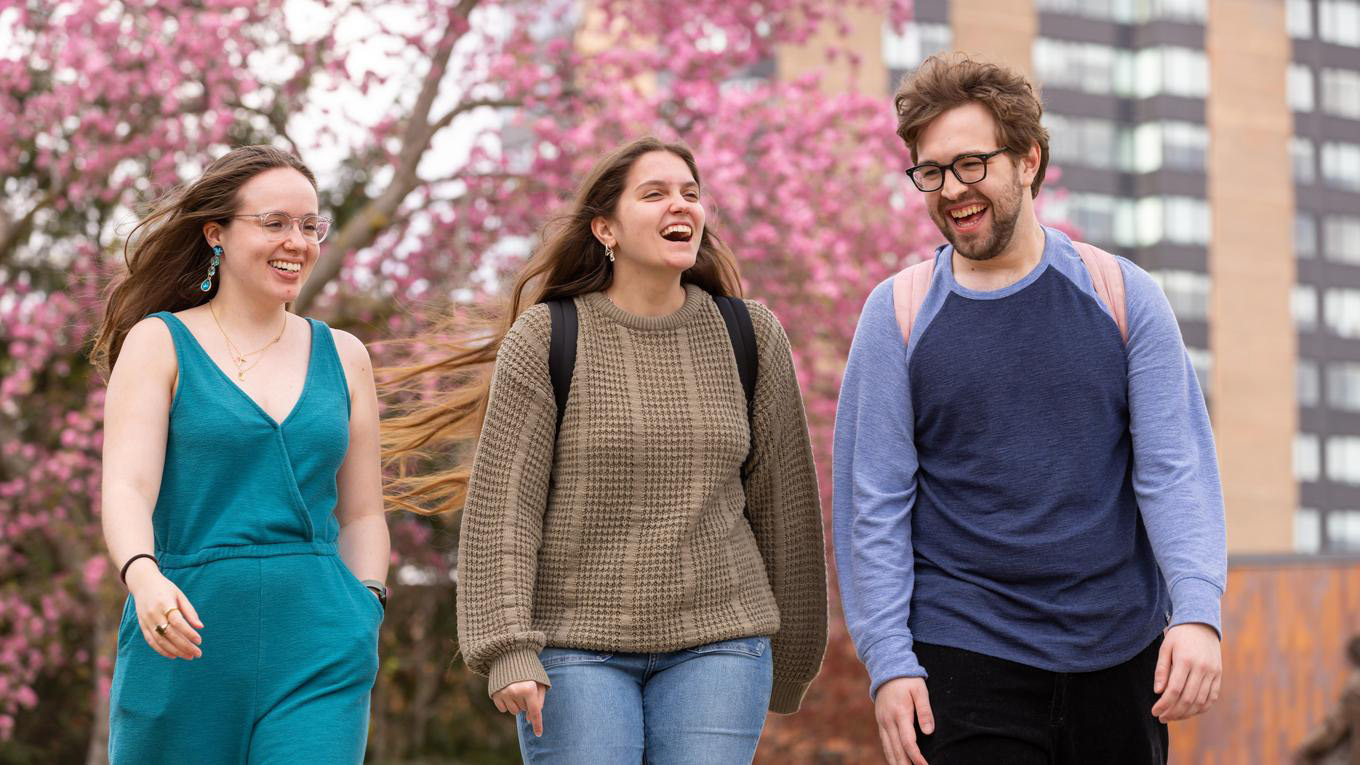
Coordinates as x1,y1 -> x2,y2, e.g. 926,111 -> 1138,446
237,372 -> 246,382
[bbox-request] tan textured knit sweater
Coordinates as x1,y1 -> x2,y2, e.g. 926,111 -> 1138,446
456,284 -> 827,714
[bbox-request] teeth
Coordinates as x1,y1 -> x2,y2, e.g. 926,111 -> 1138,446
662,224 -> 692,237
270,260 -> 301,273
950,204 -> 985,220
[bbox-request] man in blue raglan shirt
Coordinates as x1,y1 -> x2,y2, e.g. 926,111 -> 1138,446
833,52 -> 1227,765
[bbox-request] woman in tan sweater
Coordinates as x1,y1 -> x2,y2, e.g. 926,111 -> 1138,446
386,137 -> 827,763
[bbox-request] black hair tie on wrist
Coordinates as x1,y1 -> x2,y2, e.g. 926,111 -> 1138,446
119,553 -> 158,586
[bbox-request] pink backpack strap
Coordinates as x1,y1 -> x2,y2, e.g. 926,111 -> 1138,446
1073,241 -> 1128,344
892,259 -> 936,345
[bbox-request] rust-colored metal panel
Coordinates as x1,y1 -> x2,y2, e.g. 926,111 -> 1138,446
1171,558 -> 1360,764
758,558 -> 1360,763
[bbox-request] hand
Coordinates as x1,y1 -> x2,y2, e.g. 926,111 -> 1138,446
875,676 -> 934,765
492,680 -> 548,737
126,564 -> 204,660
1151,622 -> 1221,722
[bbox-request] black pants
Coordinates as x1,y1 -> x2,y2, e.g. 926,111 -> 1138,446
913,636 -> 1168,765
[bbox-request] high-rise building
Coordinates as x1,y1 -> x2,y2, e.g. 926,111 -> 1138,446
813,0 -> 1360,554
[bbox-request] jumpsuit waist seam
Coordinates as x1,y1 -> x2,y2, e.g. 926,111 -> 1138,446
158,541 -> 338,569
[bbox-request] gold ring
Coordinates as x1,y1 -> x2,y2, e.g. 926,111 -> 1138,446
163,607 -> 181,620
154,623 -> 169,636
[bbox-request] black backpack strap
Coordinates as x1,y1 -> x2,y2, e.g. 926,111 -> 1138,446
713,295 -> 758,481
546,298 -> 578,432
713,295 -> 757,418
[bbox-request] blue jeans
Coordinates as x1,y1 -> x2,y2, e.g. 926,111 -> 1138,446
516,635 -> 773,764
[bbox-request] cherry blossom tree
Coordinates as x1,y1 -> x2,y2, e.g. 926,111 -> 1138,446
0,0 -> 1024,759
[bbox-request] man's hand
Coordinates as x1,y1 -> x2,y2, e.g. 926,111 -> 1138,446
1151,623 -> 1221,723
875,676 -> 934,765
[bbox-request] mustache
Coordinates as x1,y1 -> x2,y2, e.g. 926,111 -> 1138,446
937,196 -> 989,209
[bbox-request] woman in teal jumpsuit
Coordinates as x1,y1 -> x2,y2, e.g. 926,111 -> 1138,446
92,146 -> 389,763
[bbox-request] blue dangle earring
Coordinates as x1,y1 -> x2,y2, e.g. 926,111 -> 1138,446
200,245 -> 222,292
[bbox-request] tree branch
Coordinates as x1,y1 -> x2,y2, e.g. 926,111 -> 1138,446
0,191 -> 56,267
295,0 -> 514,312
426,97 -> 518,138
228,98 -> 301,155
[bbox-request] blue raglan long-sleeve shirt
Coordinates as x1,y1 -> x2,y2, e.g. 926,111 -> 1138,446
832,227 -> 1227,698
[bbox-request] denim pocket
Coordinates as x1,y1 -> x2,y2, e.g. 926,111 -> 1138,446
539,647 -> 614,669
683,635 -> 770,658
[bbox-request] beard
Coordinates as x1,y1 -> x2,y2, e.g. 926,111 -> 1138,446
933,173 -> 1026,262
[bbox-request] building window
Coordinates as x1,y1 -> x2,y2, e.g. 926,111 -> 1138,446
1146,0 -> 1208,22
1289,64 -> 1315,112
1132,197 -> 1203,247
1299,358 -> 1321,405
1045,114 -> 1120,170
1297,212 -> 1318,258
1328,362 -> 1360,411
1324,215 -> 1360,264
1125,121 -> 1210,172
1297,433 -> 1322,481
1126,123 -> 1161,173
1185,347 -> 1211,392
1292,137 -> 1316,184
1037,0 -> 1205,22
1288,0 -> 1315,38
1161,122 -> 1208,170
1150,270 -> 1210,321
882,22 -> 951,73
1047,192 -> 1128,246
1320,0 -> 1360,47
1124,47 -> 1209,99
1034,41 -> 1210,99
1324,288 -> 1360,337
1321,68 -> 1360,119
1034,39 -> 1121,95
1322,142 -> 1360,192
1160,196 -> 1211,245
1326,511 -> 1360,551
1326,437 -> 1360,483
1295,285 -> 1320,332
1296,508 -> 1322,554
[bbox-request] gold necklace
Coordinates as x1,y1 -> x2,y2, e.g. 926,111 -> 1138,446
208,301 -> 287,381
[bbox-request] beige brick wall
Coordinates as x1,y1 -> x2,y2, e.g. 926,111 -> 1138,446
950,0 -> 1036,77
1207,0 -> 1297,552
776,6 -> 887,96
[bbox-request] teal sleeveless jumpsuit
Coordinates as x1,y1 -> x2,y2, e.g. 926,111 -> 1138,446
108,312 -> 382,764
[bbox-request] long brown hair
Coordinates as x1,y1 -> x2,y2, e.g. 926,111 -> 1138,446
382,136 -> 742,515
90,145 -> 317,375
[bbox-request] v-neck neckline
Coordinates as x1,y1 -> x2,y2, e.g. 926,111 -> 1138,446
166,311 -> 316,429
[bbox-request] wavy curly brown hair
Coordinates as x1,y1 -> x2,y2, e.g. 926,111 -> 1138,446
893,52 -> 1050,198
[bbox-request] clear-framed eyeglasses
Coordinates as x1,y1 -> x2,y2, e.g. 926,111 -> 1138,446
905,147 -> 1012,193
233,212 -> 332,243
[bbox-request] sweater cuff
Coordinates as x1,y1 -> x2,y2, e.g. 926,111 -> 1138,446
769,678 -> 811,715
864,634 -> 927,700
487,647 -> 551,697
1169,576 -> 1224,639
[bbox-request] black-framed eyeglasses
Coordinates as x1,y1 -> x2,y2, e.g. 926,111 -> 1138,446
905,147 -> 1012,193
233,212 -> 332,243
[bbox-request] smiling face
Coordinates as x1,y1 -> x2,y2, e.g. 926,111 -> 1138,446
594,150 -> 705,275
204,167 -> 321,304
915,102 -> 1037,262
